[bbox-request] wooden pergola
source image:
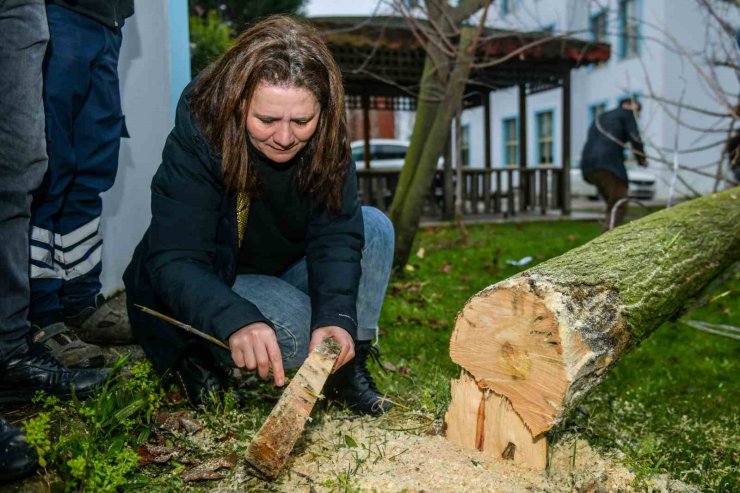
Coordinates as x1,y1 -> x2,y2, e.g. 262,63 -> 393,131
310,16 -> 611,218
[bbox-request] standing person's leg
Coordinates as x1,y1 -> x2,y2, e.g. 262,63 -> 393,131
29,4 -> 104,367
0,0 -> 48,362
280,206 -> 395,414
60,22 -> 128,344
601,172 -> 629,230
590,170 -> 628,231
0,1 -> 47,480
0,1 -> 107,482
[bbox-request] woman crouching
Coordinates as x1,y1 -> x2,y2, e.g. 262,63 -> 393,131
124,15 -> 393,415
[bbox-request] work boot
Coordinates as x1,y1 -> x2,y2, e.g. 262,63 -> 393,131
31,320 -> 105,369
0,345 -> 109,403
65,295 -> 134,345
0,416 -> 38,482
325,340 -> 392,416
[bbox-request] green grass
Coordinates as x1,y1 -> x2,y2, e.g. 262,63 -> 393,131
9,219 -> 738,492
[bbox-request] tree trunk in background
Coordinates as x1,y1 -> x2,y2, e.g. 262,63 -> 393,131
389,25 -> 477,269
449,188 -> 740,438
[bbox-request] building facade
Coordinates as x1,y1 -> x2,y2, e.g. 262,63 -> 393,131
461,0 -> 738,200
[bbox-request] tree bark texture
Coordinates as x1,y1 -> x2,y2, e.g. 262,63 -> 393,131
450,188 -> 740,436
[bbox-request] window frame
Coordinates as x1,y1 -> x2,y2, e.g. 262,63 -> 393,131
501,116 -> 519,167
618,0 -> 641,59
535,109 -> 555,167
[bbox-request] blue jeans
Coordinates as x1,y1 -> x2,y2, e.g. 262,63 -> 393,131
229,207 -> 394,370
0,0 -> 49,361
29,4 -> 125,323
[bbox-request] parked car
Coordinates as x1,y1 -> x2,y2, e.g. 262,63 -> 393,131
350,139 -> 444,209
350,139 -> 443,170
570,162 -> 656,201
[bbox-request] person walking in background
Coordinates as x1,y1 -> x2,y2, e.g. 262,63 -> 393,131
29,0 -> 134,367
0,0 -> 109,482
580,97 -> 648,230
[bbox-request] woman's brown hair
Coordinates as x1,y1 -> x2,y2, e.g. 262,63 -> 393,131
190,15 -> 350,211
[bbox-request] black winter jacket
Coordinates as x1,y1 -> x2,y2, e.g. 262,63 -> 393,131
123,88 -> 364,375
580,107 -> 645,185
47,0 -> 134,29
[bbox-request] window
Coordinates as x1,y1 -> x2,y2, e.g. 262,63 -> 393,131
374,144 -> 407,161
590,9 -> 608,43
536,111 -> 554,166
500,0 -> 515,15
460,124 -> 470,166
502,117 -> 518,167
619,0 -> 639,58
351,147 -> 365,162
588,102 -> 607,126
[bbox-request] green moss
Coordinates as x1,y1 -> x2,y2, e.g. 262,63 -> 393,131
529,188 -> 740,341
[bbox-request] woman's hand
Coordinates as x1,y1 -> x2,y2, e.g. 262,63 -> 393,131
309,326 -> 355,371
228,322 -> 285,386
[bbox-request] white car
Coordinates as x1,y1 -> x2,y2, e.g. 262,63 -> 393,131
350,139 -> 444,170
570,163 -> 656,201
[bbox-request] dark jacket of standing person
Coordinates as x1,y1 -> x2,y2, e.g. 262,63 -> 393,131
123,85 -> 364,376
46,0 -> 134,28
581,106 -> 645,184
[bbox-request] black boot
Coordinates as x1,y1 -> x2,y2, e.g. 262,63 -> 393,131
325,341 -> 391,416
0,416 -> 38,483
0,345 -> 109,404
172,353 -> 228,406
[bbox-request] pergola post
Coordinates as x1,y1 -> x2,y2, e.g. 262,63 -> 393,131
483,91 -> 492,213
361,93 -> 371,170
517,84 -> 528,215
560,71 -> 571,215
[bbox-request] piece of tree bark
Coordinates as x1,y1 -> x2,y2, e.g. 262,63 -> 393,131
245,340 -> 341,479
450,188 -> 740,437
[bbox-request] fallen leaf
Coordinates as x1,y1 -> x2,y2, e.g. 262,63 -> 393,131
399,367 -> 411,376
155,410 -> 203,434
416,247 -> 425,259
438,262 -> 453,273
344,434 -> 358,448
182,453 -> 238,482
459,275 -> 472,282
567,234 -> 576,241
382,361 -> 398,372
404,264 -> 415,272
137,443 -> 184,466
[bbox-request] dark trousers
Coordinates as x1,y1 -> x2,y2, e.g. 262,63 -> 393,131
29,4 -> 124,324
588,169 -> 629,230
0,0 -> 49,360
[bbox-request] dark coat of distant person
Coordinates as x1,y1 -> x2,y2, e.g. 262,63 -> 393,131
581,106 -> 645,185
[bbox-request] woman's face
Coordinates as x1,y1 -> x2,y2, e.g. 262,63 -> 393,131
246,83 -> 321,163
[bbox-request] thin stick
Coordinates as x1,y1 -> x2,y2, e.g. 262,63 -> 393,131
134,304 -> 230,350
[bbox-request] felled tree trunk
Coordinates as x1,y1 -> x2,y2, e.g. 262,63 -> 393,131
446,188 -> 740,467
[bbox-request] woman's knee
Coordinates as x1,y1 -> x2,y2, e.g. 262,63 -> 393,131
361,206 -> 394,251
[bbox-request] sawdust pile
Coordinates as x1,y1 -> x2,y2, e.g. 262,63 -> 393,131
273,415 -> 636,492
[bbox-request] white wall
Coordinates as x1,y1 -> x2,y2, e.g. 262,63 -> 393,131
99,0 -> 178,296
